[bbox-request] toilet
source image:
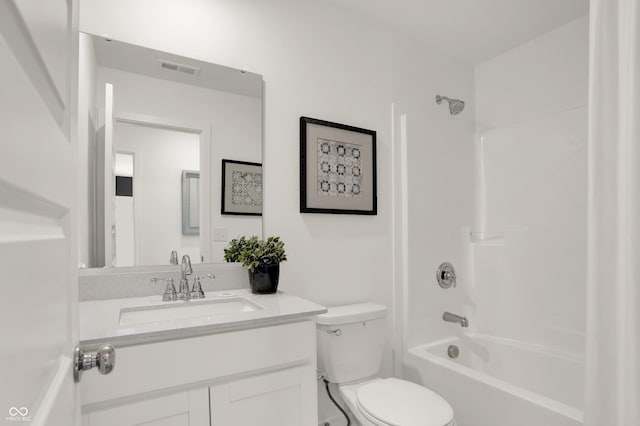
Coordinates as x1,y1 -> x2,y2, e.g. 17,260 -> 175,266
316,303 -> 455,426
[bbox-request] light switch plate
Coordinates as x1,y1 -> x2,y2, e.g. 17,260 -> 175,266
213,228 -> 228,242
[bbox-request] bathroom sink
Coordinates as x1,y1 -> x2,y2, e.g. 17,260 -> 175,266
119,297 -> 263,326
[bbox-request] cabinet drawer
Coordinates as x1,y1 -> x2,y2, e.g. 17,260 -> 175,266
81,320 -> 316,405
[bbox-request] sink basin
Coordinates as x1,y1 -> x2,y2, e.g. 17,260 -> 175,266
119,297 -> 263,326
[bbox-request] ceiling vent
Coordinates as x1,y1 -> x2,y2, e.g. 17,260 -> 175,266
159,60 -> 199,76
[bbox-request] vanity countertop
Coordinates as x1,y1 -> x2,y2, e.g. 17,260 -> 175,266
79,289 -> 327,347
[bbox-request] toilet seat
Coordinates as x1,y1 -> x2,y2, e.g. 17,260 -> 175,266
355,378 -> 454,426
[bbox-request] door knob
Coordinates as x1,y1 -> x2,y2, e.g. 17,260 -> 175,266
73,344 -> 116,383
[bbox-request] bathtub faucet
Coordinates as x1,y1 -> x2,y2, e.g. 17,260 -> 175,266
443,312 -> 469,328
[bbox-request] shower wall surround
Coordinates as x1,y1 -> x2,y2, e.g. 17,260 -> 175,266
401,16 -> 589,426
473,16 -> 589,356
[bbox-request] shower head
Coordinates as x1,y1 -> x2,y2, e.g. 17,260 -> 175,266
436,95 -> 465,115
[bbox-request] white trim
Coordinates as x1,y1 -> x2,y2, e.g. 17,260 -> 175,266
114,111 -> 202,135
399,113 -> 410,373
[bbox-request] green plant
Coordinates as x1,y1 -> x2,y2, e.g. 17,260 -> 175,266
223,236 -> 252,262
225,236 -> 287,272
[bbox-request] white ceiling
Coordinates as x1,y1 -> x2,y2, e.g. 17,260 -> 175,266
328,0 -> 589,64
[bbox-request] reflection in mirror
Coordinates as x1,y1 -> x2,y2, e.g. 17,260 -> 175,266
182,170 -> 200,236
77,33 -> 263,269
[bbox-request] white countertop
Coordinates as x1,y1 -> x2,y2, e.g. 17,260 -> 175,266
79,289 -> 327,347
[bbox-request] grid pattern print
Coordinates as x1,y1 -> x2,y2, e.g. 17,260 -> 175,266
316,138 -> 363,198
231,170 -> 263,206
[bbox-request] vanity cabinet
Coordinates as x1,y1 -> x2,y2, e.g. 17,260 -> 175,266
209,365 -> 315,425
81,320 -> 318,426
82,388 -> 209,426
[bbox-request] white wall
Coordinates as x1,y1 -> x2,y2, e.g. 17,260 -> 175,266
114,196 -> 134,266
114,151 -> 134,266
475,17 -> 589,130
80,0 -> 394,304
79,0 -> 476,423
92,65 -> 262,264
114,122 -> 200,266
472,17 -> 589,355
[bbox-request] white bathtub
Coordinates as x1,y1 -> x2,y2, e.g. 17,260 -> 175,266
405,334 -> 583,426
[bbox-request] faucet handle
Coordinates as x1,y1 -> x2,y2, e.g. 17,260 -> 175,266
151,277 -> 177,301
170,250 -> 179,265
194,273 -> 216,281
190,274 -> 215,299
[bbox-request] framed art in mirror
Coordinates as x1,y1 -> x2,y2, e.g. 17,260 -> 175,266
221,159 -> 263,216
300,116 -> 377,215
182,170 -> 200,235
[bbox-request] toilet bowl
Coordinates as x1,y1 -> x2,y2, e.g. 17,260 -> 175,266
339,378 -> 455,426
316,303 -> 455,426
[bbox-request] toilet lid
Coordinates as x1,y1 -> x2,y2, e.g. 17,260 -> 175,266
356,378 -> 453,426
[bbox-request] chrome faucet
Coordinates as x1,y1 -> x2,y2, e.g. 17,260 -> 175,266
177,255 -> 193,300
443,312 -> 469,327
170,250 -> 179,265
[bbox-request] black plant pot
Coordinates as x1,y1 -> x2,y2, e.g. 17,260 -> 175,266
248,263 -> 280,294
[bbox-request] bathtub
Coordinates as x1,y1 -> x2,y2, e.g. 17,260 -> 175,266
405,334 -> 583,426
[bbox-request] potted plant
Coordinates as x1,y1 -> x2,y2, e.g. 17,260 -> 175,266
224,236 -> 287,294
223,236 -> 251,263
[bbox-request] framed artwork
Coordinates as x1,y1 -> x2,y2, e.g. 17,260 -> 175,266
181,170 -> 200,235
221,159 -> 263,216
300,116 -> 377,215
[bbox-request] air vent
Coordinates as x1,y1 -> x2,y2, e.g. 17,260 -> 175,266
159,60 -> 199,76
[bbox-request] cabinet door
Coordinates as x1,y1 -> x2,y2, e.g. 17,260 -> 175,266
210,366 -> 317,426
83,388 -> 209,426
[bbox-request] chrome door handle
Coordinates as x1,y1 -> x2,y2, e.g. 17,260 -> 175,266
73,344 -> 116,383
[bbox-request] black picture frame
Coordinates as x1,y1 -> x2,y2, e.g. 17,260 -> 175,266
300,116 -> 377,215
221,159 -> 263,216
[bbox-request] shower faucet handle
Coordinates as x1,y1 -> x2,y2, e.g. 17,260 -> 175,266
437,262 -> 457,289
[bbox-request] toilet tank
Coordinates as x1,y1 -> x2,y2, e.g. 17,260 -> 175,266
316,303 -> 387,384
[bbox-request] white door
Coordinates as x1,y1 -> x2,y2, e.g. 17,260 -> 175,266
0,1 -> 79,425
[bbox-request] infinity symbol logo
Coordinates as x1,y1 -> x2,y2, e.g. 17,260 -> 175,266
9,407 -> 29,416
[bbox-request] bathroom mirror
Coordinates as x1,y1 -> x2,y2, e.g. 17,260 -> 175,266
78,33 -> 263,269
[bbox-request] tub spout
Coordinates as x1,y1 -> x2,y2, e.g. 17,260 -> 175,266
443,312 -> 469,327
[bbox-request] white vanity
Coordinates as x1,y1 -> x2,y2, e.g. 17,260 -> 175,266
79,290 -> 326,426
